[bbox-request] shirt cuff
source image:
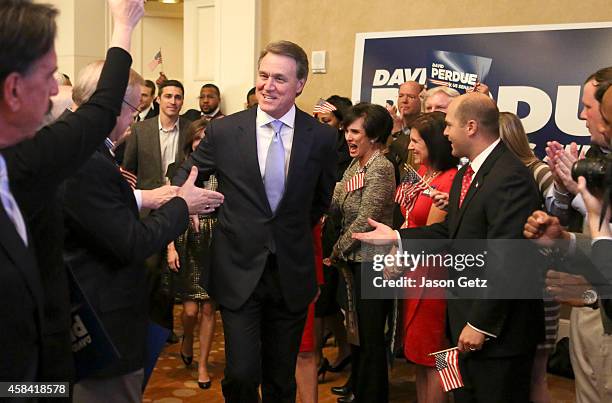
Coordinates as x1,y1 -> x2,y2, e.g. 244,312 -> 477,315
592,236 -> 612,245
568,232 -> 576,256
395,230 -> 403,254
467,322 -> 497,338
133,189 -> 142,211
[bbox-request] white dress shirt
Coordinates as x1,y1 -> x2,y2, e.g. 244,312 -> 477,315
158,116 -> 180,180
256,105 -> 296,179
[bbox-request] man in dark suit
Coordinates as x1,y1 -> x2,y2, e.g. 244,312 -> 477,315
0,0 -> 144,385
173,41 -> 337,402
61,66 -> 221,402
136,79 -> 159,122
182,83 -> 225,122
356,93 -> 543,402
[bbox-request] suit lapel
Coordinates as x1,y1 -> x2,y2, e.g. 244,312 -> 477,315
144,118 -> 162,180
236,108 -> 271,214
0,207 -> 44,324
278,109 -> 314,212
176,117 -> 189,164
450,142 -> 505,238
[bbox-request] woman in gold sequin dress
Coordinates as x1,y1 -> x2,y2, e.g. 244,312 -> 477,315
165,118 -> 217,389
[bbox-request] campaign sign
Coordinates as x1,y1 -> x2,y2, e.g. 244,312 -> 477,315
352,23 -> 612,157
428,50 -> 492,93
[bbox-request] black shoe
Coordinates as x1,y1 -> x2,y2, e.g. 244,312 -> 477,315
198,379 -> 211,389
331,383 -> 351,396
337,394 -> 354,403
166,331 -> 179,344
328,355 -> 351,373
180,336 -> 193,366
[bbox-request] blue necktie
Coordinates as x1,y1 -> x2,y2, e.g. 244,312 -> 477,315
0,155 -> 28,245
264,120 -> 285,212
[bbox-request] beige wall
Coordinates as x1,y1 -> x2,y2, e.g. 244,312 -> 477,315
259,0 -> 612,112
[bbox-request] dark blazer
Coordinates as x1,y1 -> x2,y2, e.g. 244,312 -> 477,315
1,47 -> 132,382
399,142 -> 544,357
138,105 -> 159,122
172,107 -> 337,312
60,146 -> 188,377
182,108 -> 224,122
122,116 -> 191,190
0,206 -> 43,381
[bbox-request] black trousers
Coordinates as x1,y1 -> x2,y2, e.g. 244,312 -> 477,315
453,351 -> 535,403
145,252 -> 174,331
220,255 -> 308,403
349,261 -> 390,403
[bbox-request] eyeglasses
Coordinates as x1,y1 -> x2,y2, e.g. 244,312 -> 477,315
123,99 -> 140,114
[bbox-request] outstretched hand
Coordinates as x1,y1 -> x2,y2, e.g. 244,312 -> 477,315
177,166 -> 224,214
108,0 -> 145,51
352,218 -> 397,246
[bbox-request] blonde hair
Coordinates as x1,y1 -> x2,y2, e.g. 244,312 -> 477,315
72,60 -> 143,106
499,112 -> 538,166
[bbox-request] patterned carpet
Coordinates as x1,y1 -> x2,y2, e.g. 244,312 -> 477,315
143,307 -> 576,403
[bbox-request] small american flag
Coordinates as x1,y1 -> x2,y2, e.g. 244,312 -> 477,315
313,98 -> 337,115
394,166 -> 427,217
434,349 -> 464,392
345,172 -> 365,193
148,50 -> 163,71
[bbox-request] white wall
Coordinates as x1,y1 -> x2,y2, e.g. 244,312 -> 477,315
183,0 -> 259,114
132,2 -> 184,90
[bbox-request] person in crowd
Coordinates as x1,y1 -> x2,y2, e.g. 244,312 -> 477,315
355,93 -> 543,403
312,95 -> 353,383
123,78 -> 191,342
422,86 -> 460,113
295,223 -> 325,403
246,86 -> 258,109
530,67 -> 612,403
327,102 -> 395,403
395,112 -> 458,403
0,0 -> 143,384
61,59 -> 218,403
498,111 -> 557,403
183,83 -> 225,122
136,79 -> 159,122
165,118 -> 218,389
386,81 -> 424,184
172,40 -> 337,403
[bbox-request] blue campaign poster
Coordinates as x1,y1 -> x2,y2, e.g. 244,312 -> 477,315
352,23 -> 612,157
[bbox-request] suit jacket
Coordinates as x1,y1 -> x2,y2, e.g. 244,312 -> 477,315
0,207 -> 43,381
138,105 -> 159,122
399,142 -> 544,357
182,108 -> 225,122
60,146 -> 188,377
122,116 -> 191,190
1,47 -> 132,382
172,107 -> 337,312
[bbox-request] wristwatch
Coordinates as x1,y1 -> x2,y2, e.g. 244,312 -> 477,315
582,289 -> 599,308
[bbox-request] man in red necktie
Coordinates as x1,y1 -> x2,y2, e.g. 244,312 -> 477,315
355,93 -> 542,403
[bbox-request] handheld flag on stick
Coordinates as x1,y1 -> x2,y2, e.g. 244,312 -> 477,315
313,98 -> 337,115
148,49 -> 163,72
432,347 -> 464,392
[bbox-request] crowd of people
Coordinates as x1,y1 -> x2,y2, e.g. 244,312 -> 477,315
2,1 -> 612,403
